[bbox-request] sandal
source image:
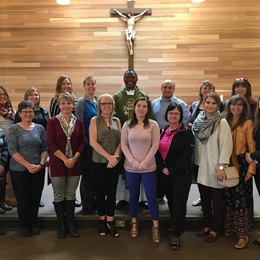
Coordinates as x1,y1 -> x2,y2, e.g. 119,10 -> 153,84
205,231 -> 218,242
130,221 -> 138,238
234,237 -> 249,249
152,225 -> 160,244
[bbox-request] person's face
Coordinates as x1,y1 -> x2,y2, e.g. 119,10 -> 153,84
167,108 -> 181,125
100,97 -> 113,115
27,90 -> 40,106
124,72 -> 138,90
234,84 -> 247,96
230,101 -> 244,117
84,80 -> 96,96
204,97 -> 218,114
19,108 -> 34,123
0,89 -> 8,106
134,100 -> 148,118
61,78 -> 72,93
161,82 -> 175,98
59,99 -> 73,115
200,84 -> 214,97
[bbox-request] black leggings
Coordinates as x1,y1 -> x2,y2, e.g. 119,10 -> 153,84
93,162 -> 119,217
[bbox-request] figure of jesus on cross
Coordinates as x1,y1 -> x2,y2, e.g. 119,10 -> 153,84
113,7 -> 149,56
111,0 -> 152,66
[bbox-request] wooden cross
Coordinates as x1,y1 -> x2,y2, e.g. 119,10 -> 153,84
111,0 -> 152,70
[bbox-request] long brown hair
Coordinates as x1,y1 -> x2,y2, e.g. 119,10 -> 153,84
0,85 -> 14,109
128,97 -> 150,128
24,86 -> 40,109
225,95 -> 250,131
254,97 -> 260,133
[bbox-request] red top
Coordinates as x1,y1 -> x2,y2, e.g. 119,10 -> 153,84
46,116 -> 85,177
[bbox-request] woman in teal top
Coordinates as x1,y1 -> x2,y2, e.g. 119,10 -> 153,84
89,94 -> 121,238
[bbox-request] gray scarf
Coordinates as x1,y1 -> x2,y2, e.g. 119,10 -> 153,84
192,111 -> 221,143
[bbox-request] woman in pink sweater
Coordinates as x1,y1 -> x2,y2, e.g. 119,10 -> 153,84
121,97 -> 160,243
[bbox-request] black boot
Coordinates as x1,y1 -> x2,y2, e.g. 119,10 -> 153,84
53,201 -> 67,239
0,227 -> 6,236
0,175 -> 12,211
65,200 -> 80,238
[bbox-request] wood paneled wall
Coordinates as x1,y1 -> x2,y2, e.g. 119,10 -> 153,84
1,0 -> 260,108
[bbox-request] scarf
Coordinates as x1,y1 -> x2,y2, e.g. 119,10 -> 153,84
192,111 -> 221,143
56,113 -> 77,158
0,107 -> 15,121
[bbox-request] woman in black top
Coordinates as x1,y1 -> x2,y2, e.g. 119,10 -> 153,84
15,87 -> 49,129
156,103 -> 194,250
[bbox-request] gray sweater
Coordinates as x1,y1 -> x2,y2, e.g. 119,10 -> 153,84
7,124 -> 48,171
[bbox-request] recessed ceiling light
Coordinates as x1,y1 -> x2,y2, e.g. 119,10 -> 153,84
56,0 -> 71,5
191,0 -> 205,3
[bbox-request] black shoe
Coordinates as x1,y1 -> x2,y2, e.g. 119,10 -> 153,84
116,200 -> 129,210
0,228 -> 6,236
170,237 -> 181,250
167,226 -> 174,233
20,228 -> 32,237
39,201 -> 45,208
31,226 -> 40,235
0,208 -> 5,215
98,220 -> 107,237
0,202 -> 13,211
139,201 -> 148,210
106,221 -> 120,238
253,239 -> 260,246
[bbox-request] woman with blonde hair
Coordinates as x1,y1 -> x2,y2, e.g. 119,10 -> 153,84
89,94 -> 121,237
46,92 -> 85,239
15,87 -> 49,129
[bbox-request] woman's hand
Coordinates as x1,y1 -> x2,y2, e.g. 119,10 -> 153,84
107,155 -> 118,168
245,153 -> 254,164
216,168 -> 225,182
27,164 -> 41,174
131,159 -> 140,169
162,167 -> 170,175
245,172 -> 253,181
64,158 -> 76,169
138,161 -> 147,170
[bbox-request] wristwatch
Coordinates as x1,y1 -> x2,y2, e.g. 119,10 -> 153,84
219,165 -> 224,170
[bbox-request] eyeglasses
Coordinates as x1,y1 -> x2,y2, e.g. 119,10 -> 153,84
21,110 -> 34,113
100,102 -> 113,106
0,93 -> 7,97
168,112 -> 181,116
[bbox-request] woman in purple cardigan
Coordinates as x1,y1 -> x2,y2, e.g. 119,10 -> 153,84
46,92 -> 85,239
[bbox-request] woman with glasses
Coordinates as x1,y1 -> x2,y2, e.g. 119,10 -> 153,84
8,101 -> 48,236
156,103 -> 194,250
89,94 -> 121,237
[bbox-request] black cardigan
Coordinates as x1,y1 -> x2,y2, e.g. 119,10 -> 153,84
156,126 -> 194,176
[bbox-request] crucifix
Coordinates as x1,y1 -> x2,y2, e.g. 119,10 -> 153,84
111,0 -> 152,70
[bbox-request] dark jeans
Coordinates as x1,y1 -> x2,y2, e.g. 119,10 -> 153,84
10,169 -> 45,229
198,183 -> 224,233
80,146 -> 96,210
162,172 -> 191,237
94,162 -> 119,217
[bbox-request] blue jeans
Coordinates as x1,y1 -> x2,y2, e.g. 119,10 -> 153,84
125,170 -> 159,220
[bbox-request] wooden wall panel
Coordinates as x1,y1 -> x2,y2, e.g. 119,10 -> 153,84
1,0 -> 260,108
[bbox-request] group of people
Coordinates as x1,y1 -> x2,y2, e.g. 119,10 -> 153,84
0,72 -> 260,251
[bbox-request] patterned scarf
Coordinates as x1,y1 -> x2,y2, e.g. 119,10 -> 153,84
56,113 -> 77,158
0,107 -> 15,121
192,111 -> 221,143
